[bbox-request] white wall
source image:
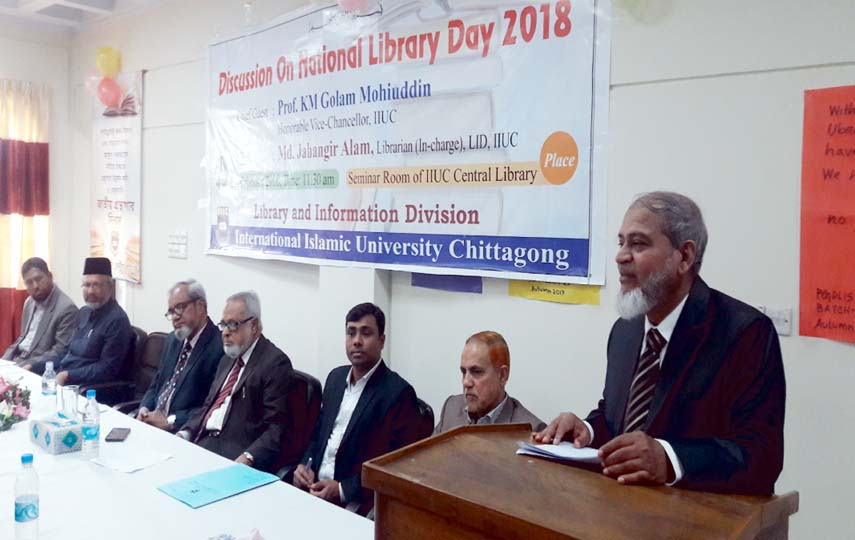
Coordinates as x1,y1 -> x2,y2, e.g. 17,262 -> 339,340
52,0 -> 855,537
0,17 -> 71,291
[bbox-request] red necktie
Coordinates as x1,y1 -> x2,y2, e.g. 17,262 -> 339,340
623,328 -> 666,433
196,355 -> 244,439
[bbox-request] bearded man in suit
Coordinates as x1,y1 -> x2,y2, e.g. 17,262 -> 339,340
4,257 -> 76,367
535,191 -> 786,495
178,291 -> 294,473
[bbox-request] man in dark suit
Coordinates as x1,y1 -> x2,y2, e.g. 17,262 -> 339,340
434,331 -> 545,434
535,192 -> 785,495
137,279 -> 222,432
293,303 -> 426,515
177,291 -> 294,473
4,258 -> 77,367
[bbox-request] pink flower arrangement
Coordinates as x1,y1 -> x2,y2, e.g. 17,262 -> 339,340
0,377 -> 31,432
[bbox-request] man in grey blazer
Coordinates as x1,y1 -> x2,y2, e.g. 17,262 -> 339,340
434,331 -> 545,434
3,258 -> 77,368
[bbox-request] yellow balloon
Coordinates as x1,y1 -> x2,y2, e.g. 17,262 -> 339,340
95,46 -> 122,79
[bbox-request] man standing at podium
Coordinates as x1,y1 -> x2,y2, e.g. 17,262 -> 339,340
535,192 -> 785,495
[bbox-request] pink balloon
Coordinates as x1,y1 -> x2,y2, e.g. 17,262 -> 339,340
97,77 -> 122,108
337,0 -> 370,12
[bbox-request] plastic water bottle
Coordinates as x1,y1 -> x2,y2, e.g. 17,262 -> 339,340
15,453 -> 39,540
81,389 -> 100,459
41,361 -> 56,396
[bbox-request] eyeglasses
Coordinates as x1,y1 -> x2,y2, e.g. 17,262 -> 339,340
164,300 -> 196,320
217,317 -> 255,332
81,281 -> 108,290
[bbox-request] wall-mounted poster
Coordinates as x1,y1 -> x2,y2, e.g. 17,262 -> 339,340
90,71 -> 143,283
800,85 -> 855,342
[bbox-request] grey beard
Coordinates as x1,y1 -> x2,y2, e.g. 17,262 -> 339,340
174,325 -> 193,341
223,343 -> 244,359
616,259 -> 676,320
85,300 -> 107,310
616,287 -> 653,319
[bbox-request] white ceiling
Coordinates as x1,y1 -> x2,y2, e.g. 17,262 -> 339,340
0,0 -> 161,29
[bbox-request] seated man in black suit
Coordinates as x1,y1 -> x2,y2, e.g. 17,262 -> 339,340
177,291 -> 294,473
535,192 -> 785,495
137,279 -> 222,432
293,303 -> 425,515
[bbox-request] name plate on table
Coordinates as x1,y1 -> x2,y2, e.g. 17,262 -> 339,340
158,464 -> 278,508
29,415 -> 83,454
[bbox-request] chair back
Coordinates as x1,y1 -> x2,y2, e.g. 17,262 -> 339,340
416,398 -> 435,440
133,331 -> 168,399
275,369 -> 322,474
120,326 -> 147,380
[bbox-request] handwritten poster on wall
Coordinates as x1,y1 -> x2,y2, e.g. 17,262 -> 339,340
800,85 -> 855,342
90,71 -> 143,283
204,0 -> 610,284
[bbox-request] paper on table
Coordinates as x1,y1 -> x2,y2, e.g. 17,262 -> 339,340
516,441 -> 600,464
93,448 -> 172,473
158,464 -> 279,509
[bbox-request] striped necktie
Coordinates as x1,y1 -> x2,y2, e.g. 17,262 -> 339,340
156,341 -> 192,412
623,328 -> 667,434
197,355 -> 244,439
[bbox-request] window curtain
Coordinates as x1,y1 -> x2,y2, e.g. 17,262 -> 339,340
0,79 -> 50,353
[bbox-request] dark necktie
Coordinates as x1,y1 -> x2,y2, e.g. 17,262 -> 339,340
155,341 -> 192,413
197,355 -> 244,439
623,328 -> 667,434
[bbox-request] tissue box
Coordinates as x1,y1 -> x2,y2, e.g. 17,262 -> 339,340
29,415 -> 82,454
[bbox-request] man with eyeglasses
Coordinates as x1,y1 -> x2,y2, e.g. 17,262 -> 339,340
36,257 -> 132,387
4,257 -> 77,368
136,280 -> 222,432
177,291 -> 295,473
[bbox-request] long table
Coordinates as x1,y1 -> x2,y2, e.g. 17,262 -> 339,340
0,361 -> 373,540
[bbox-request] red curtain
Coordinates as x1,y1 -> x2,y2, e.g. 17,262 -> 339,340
0,79 -> 51,354
0,139 -> 50,215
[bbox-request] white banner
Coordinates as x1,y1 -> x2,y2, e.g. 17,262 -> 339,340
206,0 -> 610,283
90,71 -> 143,283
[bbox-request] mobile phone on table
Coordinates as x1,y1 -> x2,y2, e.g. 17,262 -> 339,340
105,427 -> 131,442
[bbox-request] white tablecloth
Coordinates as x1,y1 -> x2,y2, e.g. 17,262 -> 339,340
0,361 -> 372,540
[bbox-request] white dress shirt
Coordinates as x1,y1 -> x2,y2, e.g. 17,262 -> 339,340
205,337 -> 259,432
584,294 -> 689,485
318,358 -> 382,504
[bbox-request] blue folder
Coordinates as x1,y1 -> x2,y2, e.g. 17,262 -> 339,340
158,464 -> 279,508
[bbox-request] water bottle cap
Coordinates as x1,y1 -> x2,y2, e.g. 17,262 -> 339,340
46,361 -> 53,370
21,454 -> 33,464
86,389 -> 96,399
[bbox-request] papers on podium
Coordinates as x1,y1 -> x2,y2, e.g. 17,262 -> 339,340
158,464 -> 279,508
516,441 -> 600,464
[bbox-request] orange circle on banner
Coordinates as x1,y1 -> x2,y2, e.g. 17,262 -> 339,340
539,131 -> 579,185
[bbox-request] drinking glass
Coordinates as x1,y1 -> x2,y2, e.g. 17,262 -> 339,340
57,385 -> 80,420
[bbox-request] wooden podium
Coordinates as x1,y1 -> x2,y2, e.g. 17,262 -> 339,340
363,425 -> 798,540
